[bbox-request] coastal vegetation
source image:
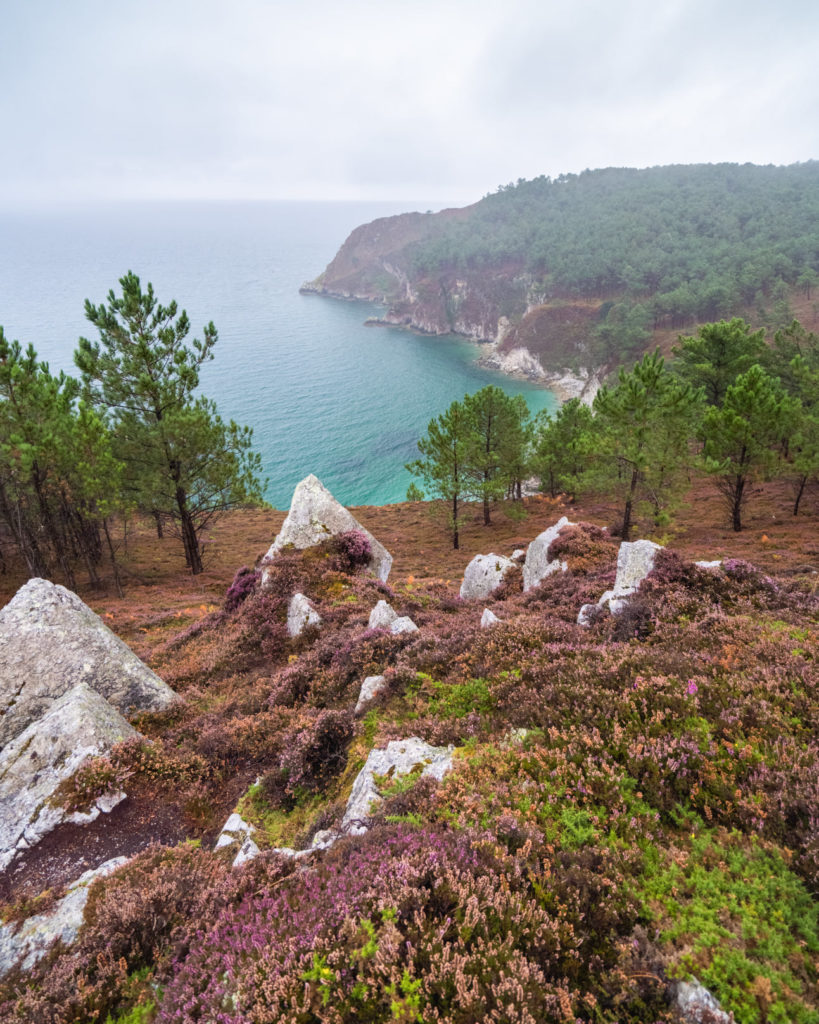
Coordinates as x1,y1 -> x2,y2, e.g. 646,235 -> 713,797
0,272 -> 264,583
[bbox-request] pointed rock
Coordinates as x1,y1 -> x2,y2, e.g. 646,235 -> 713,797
368,599 -> 398,629
287,593 -> 321,637
460,553 -> 515,601
0,578 -> 175,747
262,474 -> 392,583
355,674 -> 386,714
390,616 -> 418,634
480,608 -> 500,628
522,518 -> 572,591
0,682 -> 138,872
214,812 -> 256,852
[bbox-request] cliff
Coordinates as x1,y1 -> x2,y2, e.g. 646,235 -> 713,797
302,162 -> 819,382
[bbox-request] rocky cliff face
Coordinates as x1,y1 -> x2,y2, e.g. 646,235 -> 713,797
302,207 -> 607,383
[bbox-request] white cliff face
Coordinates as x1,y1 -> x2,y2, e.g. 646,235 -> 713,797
262,474 -> 393,584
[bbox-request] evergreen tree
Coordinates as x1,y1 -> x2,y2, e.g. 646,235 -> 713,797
405,398 -> 471,549
532,399 -> 595,499
593,351 -> 702,540
0,329 -> 121,585
462,386 -> 528,526
76,271 -> 264,574
701,365 -> 796,531
672,318 -> 766,406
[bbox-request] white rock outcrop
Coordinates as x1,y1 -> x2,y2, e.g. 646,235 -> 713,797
673,978 -> 733,1023
522,517 -> 572,592
607,539 -> 662,615
695,560 -> 722,570
390,616 -> 418,635
368,599 -> 398,630
577,538 -> 663,625
460,553 -> 515,601
215,812 -> 256,852
0,683 -> 136,872
262,474 -> 392,583
0,856 -> 128,977
342,737 -> 454,835
355,675 -> 386,714
287,593 -> 321,637
480,608 -> 500,628
0,578 -> 175,747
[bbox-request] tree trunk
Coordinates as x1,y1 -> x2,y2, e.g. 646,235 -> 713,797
176,488 -> 202,573
452,493 -> 459,550
731,474 -> 745,532
103,519 -> 124,598
621,466 -> 639,542
153,510 -> 164,538
793,474 -> 807,516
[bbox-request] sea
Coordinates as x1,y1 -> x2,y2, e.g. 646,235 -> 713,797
0,200 -> 558,508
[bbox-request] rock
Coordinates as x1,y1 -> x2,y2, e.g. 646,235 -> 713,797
262,474 -> 392,583
577,603 -> 599,628
287,593 -> 321,637
606,539 -> 662,615
511,549 -> 526,562
355,675 -> 386,714
214,812 -> 256,852
368,599 -> 398,629
390,616 -> 418,634
0,578 -> 175,748
0,856 -> 128,977
480,608 -> 499,628
522,518 -> 572,591
342,737 -> 454,835
695,559 -> 723,570
0,683 -> 138,872
232,835 -> 262,868
673,978 -> 734,1022
459,553 -> 515,601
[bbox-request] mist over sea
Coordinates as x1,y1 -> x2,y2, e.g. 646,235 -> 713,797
0,201 -> 557,508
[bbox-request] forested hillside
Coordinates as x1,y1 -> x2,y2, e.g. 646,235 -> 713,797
305,162 -> 819,371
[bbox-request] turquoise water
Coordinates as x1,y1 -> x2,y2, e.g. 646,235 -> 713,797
0,201 -> 557,508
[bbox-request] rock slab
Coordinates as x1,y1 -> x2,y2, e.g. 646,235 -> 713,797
0,856 -> 128,977
0,682 -> 137,872
607,539 -> 662,615
355,675 -> 386,714
0,578 -> 175,747
342,737 -> 454,834
480,608 -> 500,628
368,599 -> 398,629
459,553 -> 515,601
287,593 -> 322,637
522,518 -> 572,591
262,474 -> 392,583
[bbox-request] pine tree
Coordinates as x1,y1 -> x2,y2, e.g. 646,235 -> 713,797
672,318 -> 765,406
405,399 -> 472,549
593,351 -> 702,540
76,271 -> 264,573
701,365 -> 796,531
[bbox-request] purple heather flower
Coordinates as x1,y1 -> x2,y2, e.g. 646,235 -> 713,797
686,680 -> 698,696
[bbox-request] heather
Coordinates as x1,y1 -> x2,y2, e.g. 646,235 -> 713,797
1,511 -> 817,1022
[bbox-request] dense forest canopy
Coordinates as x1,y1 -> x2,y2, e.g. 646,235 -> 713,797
408,161 -> 819,321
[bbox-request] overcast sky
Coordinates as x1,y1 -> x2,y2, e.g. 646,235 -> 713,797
4,0 -> 818,205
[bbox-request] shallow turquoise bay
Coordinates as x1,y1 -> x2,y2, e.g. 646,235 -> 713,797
0,201 -> 557,508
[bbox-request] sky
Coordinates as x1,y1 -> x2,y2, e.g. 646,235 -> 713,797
3,0 -> 818,205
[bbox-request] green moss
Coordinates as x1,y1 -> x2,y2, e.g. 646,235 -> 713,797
636,829 -> 819,1023
410,672 -> 493,719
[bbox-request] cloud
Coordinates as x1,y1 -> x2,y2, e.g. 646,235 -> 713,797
1,0 -> 817,203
